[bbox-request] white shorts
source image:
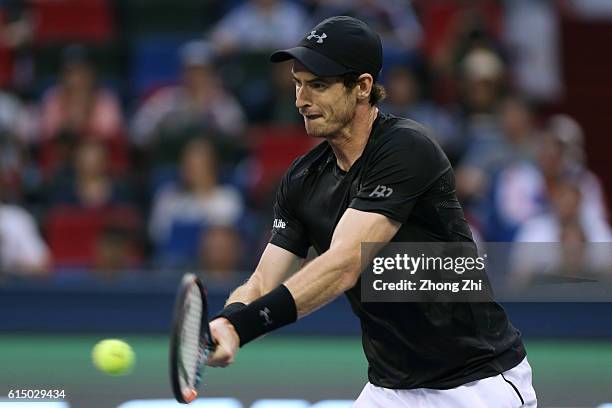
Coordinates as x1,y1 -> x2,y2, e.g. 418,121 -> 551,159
353,357 -> 537,408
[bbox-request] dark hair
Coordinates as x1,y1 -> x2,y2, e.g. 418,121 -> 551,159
342,73 -> 386,105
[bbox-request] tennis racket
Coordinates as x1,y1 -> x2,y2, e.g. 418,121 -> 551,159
170,273 -> 216,404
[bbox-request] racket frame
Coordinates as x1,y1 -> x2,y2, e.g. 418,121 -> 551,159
169,273 -> 214,404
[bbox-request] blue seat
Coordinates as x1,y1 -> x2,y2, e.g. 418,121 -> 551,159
130,35 -> 199,100
156,219 -> 207,268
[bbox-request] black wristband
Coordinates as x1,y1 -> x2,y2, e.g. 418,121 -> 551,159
214,302 -> 247,321
221,285 -> 297,347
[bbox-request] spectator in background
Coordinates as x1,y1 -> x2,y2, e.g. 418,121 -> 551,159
497,95 -> 539,161
417,0 -> 503,104
515,179 -> 611,243
130,40 -> 246,164
454,48 -> 507,211
478,96 -> 544,240
503,0 -> 562,102
0,89 -> 30,139
49,139 -> 131,208
511,179 -> 611,287
537,115 -> 609,229
93,224 -> 139,280
38,44 -> 126,177
380,64 -> 462,162
483,114 -> 609,242
149,138 -> 244,268
210,0 -> 308,55
460,47 -> 506,119
198,225 -> 243,283
0,88 -> 34,202
0,0 -> 34,89
0,201 -> 50,277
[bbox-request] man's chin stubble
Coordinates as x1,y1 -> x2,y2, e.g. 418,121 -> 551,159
304,122 -> 327,138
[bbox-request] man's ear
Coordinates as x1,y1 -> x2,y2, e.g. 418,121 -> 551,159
357,73 -> 374,100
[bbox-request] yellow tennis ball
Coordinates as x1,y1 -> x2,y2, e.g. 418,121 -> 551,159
92,339 -> 135,375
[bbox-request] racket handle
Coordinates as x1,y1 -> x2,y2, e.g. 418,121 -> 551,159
184,389 -> 198,403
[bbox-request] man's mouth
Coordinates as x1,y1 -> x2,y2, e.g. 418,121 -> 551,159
304,114 -> 322,120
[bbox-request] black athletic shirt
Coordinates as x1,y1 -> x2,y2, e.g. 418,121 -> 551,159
269,112 -> 526,389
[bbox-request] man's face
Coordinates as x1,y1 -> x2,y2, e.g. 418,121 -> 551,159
292,61 -> 358,138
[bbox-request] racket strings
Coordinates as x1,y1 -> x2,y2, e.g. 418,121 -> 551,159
179,284 -> 203,392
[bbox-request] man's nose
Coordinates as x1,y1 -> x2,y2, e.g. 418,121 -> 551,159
295,86 -> 311,110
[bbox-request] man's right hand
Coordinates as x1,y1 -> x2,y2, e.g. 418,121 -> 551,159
207,318 -> 240,368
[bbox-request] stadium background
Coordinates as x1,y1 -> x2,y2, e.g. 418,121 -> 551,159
1,0 -> 611,407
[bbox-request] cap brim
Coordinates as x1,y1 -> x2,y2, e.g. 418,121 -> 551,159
270,46 -> 352,77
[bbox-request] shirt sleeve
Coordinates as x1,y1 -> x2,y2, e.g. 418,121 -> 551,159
350,128 -> 451,223
269,168 -> 309,258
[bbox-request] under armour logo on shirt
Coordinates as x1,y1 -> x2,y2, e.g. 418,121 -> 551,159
259,307 -> 273,326
369,185 -> 393,198
307,30 -> 327,43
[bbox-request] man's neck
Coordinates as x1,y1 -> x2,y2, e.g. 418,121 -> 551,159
328,106 -> 378,172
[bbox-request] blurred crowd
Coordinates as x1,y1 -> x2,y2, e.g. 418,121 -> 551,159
0,0 -> 610,286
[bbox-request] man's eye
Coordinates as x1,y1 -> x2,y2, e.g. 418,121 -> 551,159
311,82 -> 327,90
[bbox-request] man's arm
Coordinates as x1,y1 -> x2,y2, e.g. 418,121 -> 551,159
285,208 -> 400,317
208,243 -> 303,366
208,208 -> 400,367
225,243 -> 305,305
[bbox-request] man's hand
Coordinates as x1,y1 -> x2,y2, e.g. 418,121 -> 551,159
207,318 -> 240,367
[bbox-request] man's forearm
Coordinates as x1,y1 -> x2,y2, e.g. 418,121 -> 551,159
284,246 -> 359,318
216,246 -> 358,347
224,244 -> 304,307
224,246 -> 359,320
211,211 -> 399,352
225,276 -> 264,306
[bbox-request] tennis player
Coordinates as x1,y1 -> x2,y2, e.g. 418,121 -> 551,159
208,16 -> 537,407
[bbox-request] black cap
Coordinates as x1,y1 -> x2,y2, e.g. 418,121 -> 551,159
270,16 -> 383,81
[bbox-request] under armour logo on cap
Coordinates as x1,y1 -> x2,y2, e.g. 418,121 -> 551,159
307,30 -> 327,44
